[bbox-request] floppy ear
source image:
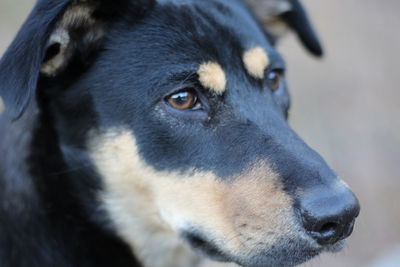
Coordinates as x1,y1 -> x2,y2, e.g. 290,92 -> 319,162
0,0 -> 153,120
246,0 -> 323,57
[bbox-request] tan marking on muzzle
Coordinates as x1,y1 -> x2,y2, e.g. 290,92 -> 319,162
197,62 -> 227,95
89,128 -> 300,265
243,46 -> 270,79
153,163 -> 297,256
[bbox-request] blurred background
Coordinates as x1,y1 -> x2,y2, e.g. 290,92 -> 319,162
1,0 -> 399,266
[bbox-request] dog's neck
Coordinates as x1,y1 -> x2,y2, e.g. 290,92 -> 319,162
0,103 -> 141,266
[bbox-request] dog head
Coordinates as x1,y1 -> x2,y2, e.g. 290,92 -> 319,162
0,0 -> 359,266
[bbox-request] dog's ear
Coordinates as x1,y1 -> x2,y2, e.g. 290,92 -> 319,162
246,0 -> 323,57
0,0 -> 154,120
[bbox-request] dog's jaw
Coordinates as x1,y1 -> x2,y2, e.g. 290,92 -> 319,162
99,181 -> 202,267
89,129 -> 202,267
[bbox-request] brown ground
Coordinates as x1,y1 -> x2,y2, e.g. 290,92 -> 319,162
1,1 -> 399,266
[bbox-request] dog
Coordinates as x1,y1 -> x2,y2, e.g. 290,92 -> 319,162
0,0 -> 360,266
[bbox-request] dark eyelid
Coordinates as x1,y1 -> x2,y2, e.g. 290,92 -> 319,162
168,71 -> 197,83
267,52 -> 286,72
163,84 -> 210,112
273,68 -> 285,75
163,87 -> 210,116
268,62 -> 285,73
161,73 -> 198,100
266,65 -> 285,80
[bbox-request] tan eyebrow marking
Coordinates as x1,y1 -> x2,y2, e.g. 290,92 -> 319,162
243,46 -> 270,79
197,62 -> 227,95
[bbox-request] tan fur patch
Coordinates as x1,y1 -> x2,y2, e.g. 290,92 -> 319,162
245,0 -> 292,38
60,2 -> 97,27
153,162 -> 297,256
197,62 -> 227,95
245,0 -> 292,20
243,46 -> 270,79
262,17 -> 290,37
89,128 -> 303,265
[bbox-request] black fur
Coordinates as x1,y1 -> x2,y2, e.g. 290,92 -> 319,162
0,1 -> 357,267
280,0 -> 323,56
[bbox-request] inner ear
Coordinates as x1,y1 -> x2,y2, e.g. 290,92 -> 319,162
41,29 -> 71,76
246,0 -> 292,23
246,0 -> 323,57
40,2 -> 104,77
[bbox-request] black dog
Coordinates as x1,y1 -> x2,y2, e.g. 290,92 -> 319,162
0,0 -> 360,266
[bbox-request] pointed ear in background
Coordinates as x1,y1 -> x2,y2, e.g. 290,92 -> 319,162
246,0 -> 323,57
0,0 -> 154,120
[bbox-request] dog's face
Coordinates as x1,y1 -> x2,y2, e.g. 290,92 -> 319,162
0,0 -> 359,266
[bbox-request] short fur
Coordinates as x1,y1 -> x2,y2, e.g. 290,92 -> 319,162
0,1 -> 358,267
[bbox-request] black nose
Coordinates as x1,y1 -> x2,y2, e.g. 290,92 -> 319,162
300,183 -> 360,245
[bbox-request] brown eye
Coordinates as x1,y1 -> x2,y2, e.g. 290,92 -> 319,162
267,70 -> 282,91
167,90 -> 199,110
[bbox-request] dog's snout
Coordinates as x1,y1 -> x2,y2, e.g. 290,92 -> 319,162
300,184 -> 360,245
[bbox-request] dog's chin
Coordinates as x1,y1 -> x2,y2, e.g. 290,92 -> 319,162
236,241 -> 347,267
182,232 -> 231,262
183,231 -> 348,267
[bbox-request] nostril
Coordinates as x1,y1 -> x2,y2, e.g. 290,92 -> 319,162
305,215 -> 357,245
318,222 -> 338,237
308,220 -> 341,245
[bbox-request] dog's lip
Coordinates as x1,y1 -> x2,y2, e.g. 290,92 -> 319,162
182,229 -> 347,266
181,231 -> 232,262
321,238 -> 346,253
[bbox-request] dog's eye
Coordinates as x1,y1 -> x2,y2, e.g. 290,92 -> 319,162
267,70 -> 283,91
166,90 -> 200,110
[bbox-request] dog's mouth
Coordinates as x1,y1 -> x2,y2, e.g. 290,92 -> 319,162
182,232 -> 231,262
182,230 -> 347,267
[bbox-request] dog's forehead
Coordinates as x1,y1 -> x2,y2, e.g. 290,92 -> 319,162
157,0 -> 272,46
128,0 -> 276,94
